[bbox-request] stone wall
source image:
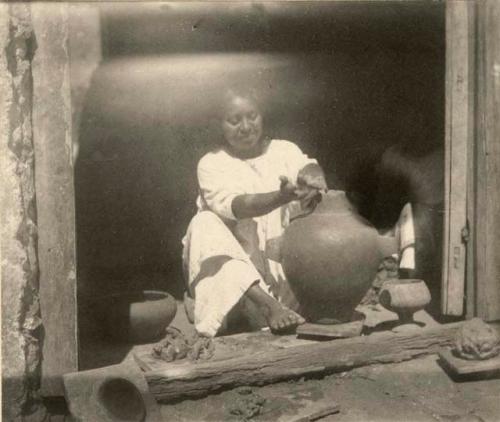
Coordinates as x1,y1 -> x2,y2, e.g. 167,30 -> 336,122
1,3 -> 44,420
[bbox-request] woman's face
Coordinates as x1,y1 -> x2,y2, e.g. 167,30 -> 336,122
222,96 -> 263,156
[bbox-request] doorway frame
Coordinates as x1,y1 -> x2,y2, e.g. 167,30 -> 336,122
38,0 -> 500,396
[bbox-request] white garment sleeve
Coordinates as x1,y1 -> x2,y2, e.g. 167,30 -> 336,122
197,155 -> 246,220
396,202 -> 416,270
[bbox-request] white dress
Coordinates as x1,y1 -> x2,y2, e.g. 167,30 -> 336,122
182,139 -> 317,336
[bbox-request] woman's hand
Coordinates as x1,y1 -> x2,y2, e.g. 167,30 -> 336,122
232,172 -> 325,220
296,164 -> 328,211
279,176 -> 299,202
297,174 -> 328,192
297,164 -> 328,193
280,175 -> 322,211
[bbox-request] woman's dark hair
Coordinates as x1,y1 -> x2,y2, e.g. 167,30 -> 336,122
219,85 -> 264,118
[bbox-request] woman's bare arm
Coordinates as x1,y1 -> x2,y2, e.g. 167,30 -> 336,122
231,163 -> 328,219
231,176 -> 296,219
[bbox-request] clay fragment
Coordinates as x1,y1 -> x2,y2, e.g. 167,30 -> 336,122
152,327 -> 189,362
454,318 -> 500,360
151,327 -> 215,362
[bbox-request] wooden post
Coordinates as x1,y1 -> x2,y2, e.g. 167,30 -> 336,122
465,2 -> 477,320
442,0 -> 475,316
475,0 -> 500,321
31,3 -> 79,395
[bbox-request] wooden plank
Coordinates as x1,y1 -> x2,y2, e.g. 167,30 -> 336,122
134,306 -> 438,372
134,330 -> 318,372
442,0 -> 474,315
465,2 -> 477,320
439,348 -> 500,375
31,4 -> 78,396
475,0 -> 500,321
145,322 -> 465,402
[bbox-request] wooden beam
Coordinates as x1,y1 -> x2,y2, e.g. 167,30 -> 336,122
145,322 -> 465,403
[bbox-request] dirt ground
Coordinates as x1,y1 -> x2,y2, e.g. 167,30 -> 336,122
77,301 -> 500,422
158,355 -> 500,422
153,304 -> 500,422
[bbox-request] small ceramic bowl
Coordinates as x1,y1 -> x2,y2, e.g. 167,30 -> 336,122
379,279 -> 431,323
95,290 -> 177,344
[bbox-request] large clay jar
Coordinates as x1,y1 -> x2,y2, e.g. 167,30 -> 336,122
281,190 -> 397,323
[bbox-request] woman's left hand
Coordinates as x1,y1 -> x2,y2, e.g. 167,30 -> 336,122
297,164 -> 328,193
297,174 -> 328,192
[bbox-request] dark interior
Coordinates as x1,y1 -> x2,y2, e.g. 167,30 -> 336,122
75,2 -> 445,316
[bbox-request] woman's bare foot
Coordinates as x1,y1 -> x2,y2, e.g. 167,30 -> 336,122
245,282 -> 305,334
265,302 -> 305,333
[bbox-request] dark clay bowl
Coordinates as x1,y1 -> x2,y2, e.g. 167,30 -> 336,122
95,290 -> 177,344
379,279 -> 431,316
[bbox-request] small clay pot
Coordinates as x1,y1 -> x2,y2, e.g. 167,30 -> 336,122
96,290 -> 177,344
379,279 -> 431,323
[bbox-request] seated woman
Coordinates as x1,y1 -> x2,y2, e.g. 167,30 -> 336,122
182,87 -> 327,337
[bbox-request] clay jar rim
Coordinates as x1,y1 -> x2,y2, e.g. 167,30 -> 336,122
309,190 -> 355,215
93,289 -> 173,304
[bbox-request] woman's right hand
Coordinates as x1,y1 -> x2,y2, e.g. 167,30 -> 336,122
279,175 -> 323,211
279,176 -> 299,202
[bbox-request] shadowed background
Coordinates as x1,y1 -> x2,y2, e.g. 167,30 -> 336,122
74,1 -> 445,301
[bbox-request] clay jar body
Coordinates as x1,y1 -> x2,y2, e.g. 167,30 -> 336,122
281,190 -> 396,323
